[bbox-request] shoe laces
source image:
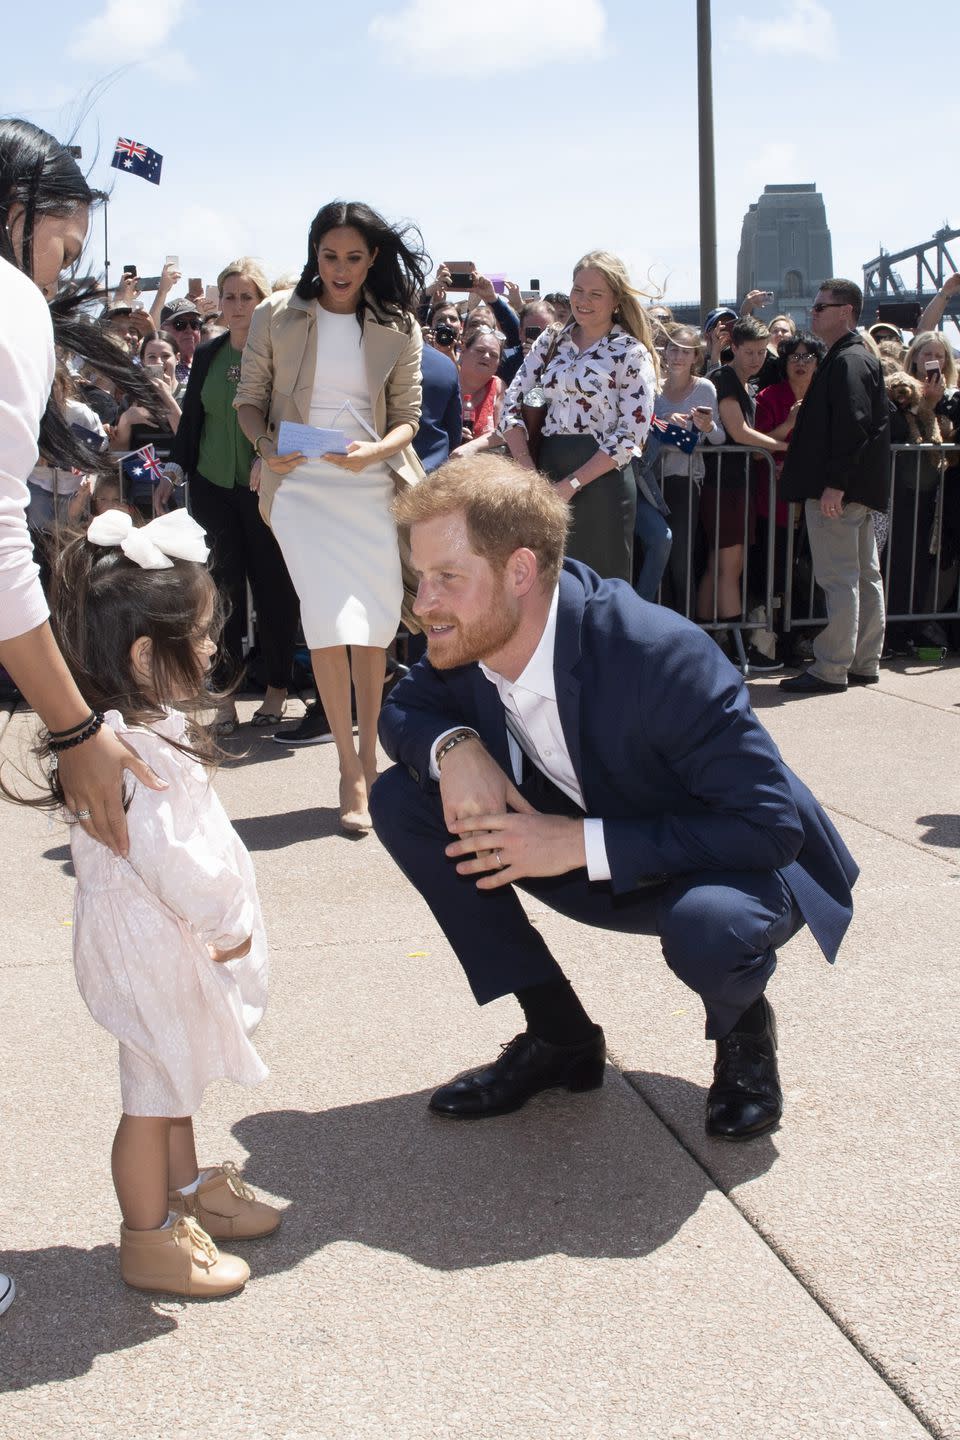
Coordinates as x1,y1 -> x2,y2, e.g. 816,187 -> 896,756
172,1215 -> 219,1267
219,1160 -> 256,1201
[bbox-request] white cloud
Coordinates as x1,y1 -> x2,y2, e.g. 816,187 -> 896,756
67,0 -> 191,73
733,0 -> 837,60
369,0 -> 607,73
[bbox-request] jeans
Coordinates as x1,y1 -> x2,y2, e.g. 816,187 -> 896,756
633,499 -> 672,601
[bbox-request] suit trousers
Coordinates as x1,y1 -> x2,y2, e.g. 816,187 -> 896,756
370,761 -> 803,1039
189,473 -> 301,691
805,500 -> 885,684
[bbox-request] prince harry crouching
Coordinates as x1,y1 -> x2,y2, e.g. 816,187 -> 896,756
370,455 -> 857,1139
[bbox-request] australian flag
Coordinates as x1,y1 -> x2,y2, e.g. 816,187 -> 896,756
110,137 -> 163,185
121,445 -> 165,487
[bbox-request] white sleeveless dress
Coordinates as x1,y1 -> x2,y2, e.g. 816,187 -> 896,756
269,306 -> 403,648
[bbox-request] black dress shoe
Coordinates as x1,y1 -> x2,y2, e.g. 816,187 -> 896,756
847,671 -> 880,686
779,671 -> 846,694
706,997 -> 782,1141
429,1028 -> 606,1119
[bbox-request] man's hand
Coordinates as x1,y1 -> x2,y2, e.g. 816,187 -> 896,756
446,811 -> 587,890
819,485 -> 845,518
438,738 -> 535,834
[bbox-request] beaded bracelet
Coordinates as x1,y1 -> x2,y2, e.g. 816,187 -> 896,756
47,710 -> 96,740
48,711 -> 105,755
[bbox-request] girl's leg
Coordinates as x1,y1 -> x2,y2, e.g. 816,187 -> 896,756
349,645 -> 387,793
112,1114 -> 171,1231
168,1116 -> 199,1192
310,645 -> 365,819
697,545 -> 744,623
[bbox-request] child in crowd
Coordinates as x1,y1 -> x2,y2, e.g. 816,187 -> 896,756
43,508 -> 278,1298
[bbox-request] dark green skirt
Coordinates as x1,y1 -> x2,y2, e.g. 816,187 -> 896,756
539,434 -> 636,582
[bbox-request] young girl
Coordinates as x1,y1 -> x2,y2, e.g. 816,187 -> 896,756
46,507 -> 278,1298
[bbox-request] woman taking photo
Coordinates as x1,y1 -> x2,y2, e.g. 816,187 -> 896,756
235,201 -> 425,832
500,250 -> 657,581
173,259 -> 300,734
0,118 -> 169,1315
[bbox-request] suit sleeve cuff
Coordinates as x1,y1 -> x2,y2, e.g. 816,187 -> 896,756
583,819 -> 611,882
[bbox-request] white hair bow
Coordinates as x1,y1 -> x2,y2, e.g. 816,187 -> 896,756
87,508 -> 209,570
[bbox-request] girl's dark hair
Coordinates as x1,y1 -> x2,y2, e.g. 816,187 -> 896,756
38,537 -> 224,803
295,199 -> 429,325
139,331 -> 176,361
0,119 -> 165,474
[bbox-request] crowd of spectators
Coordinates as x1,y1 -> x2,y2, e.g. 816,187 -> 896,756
25,245 -> 960,712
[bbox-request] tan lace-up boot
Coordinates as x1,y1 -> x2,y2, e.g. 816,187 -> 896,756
169,1162 -> 281,1240
120,1215 -> 249,1297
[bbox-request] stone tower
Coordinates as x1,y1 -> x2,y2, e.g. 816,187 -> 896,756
736,184 -> 833,323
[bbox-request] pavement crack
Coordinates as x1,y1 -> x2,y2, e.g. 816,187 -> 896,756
613,1057 -> 945,1440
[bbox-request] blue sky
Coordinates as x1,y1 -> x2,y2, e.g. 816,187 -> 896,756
6,0 -> 955,307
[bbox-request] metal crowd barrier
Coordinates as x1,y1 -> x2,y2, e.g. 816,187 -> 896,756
649,446 -> 778,673
782,442 -> 960,634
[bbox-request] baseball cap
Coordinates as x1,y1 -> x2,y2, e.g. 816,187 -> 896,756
703,307 -> 738,334
160,297 -> 202,325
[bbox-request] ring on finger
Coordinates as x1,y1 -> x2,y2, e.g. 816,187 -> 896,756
76,808 -> 92,820
495,850 -> 504,869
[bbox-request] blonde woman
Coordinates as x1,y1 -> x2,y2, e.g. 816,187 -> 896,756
500,250 -> 658,581
173,258 -> 300,733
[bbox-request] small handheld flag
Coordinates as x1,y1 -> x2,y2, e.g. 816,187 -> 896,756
110,137 -> 163,186
121,445 -> 165,485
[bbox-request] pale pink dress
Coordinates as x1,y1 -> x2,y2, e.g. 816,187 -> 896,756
69,709 -> 269,1117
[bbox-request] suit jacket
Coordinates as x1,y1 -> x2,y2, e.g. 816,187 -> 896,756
234,287 -> 425,523
413,344 -> 462,472
780,331 -> 891,509
379,562 -> 858,963
171,331 -> 230,479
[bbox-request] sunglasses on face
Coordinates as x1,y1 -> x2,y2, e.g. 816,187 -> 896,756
788,353 -> 817,364
811,302 -> 846,314
169,316 -> 201,331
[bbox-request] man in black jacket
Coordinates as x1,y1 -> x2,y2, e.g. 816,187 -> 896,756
779,279 -> 891,694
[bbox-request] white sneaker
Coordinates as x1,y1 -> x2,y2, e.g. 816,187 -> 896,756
0,1273 -> 14,1316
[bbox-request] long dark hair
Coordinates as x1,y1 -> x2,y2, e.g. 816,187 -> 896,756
294,199 -> 428,326
44,536 -> 223,803
0,119 -> 164,473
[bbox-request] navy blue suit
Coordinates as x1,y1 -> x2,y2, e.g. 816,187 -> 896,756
412,345 -> 462,474
371,563 -> 857,1038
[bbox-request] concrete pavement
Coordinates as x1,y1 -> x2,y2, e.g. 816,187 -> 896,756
0,659 -> 957,1439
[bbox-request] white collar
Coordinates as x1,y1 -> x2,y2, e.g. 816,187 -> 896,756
479,585 -> 560,699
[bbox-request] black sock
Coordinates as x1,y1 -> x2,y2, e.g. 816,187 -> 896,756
515,978 -> 595,1046
734,996 -> 767,1034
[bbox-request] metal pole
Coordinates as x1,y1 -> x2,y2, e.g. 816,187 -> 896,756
103,197 -> 110,301
697,0 -> 718,321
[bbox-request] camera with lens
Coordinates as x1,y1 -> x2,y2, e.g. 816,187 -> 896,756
434,322 -> 457,347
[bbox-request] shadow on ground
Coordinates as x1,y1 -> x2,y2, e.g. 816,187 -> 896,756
0,1075 -> 775,1390
915,813 -> 960,847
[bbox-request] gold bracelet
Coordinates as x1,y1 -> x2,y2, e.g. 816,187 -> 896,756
253,433 -> 270,458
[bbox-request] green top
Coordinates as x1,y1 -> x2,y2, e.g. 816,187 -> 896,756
198,343 -> 253,489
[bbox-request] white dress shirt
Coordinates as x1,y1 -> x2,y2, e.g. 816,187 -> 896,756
431,586 -> 611,882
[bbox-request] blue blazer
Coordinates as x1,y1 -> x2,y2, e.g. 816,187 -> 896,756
379,562 -> 858,963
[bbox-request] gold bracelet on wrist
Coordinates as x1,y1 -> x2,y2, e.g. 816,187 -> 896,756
253,433 -> 270,458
